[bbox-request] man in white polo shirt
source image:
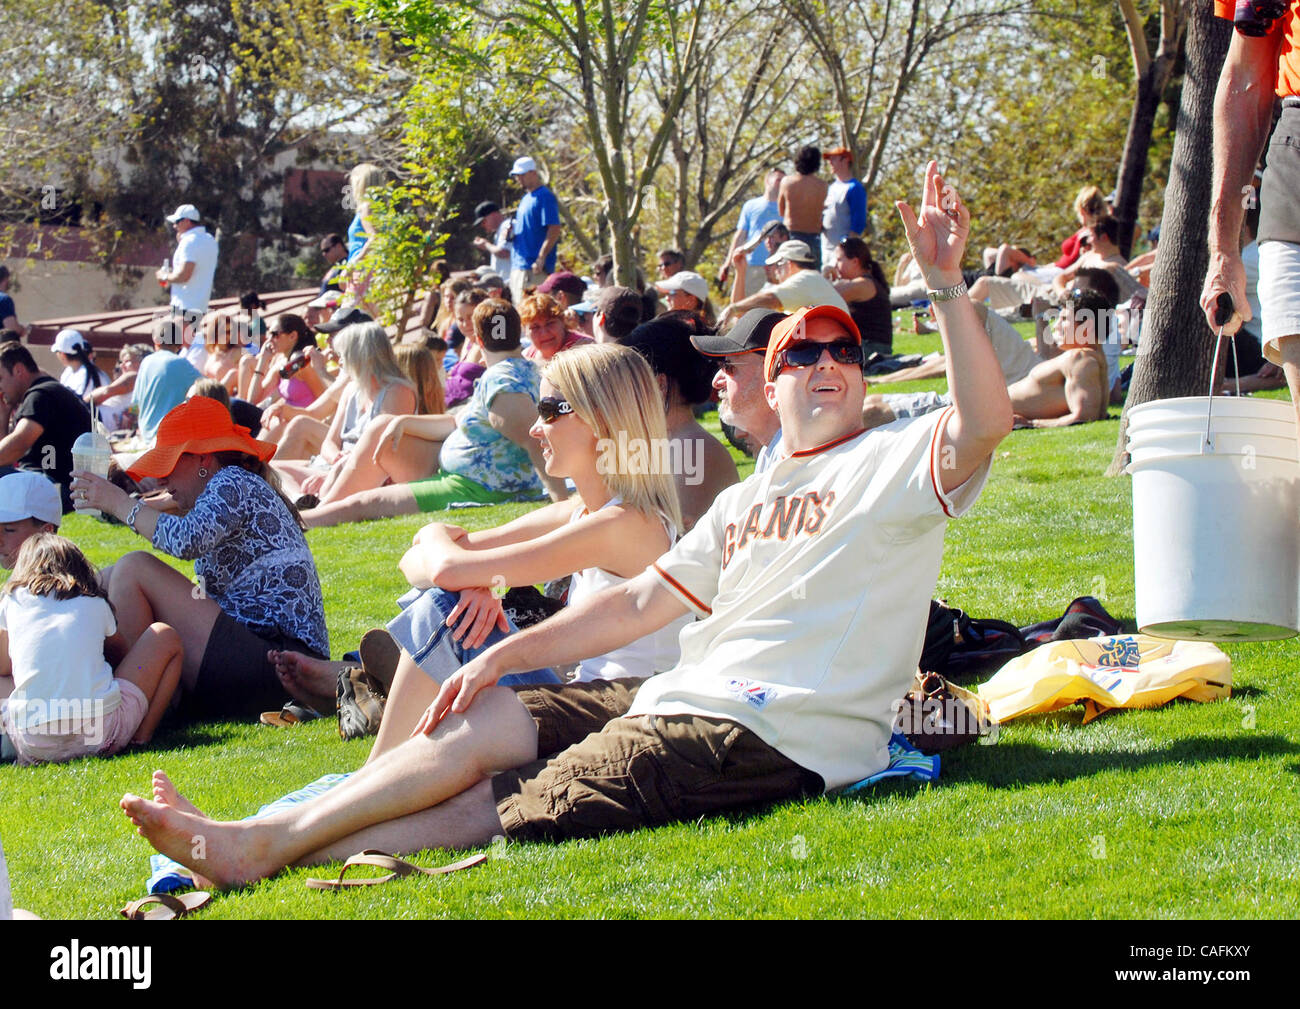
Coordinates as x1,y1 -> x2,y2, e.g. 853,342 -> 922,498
718,239 -> 848,329
121,162 -> 1012,885
157,204 -> 219,318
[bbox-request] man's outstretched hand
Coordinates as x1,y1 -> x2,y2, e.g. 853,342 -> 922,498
895,160 -> 969,287
412,652 -> 503,736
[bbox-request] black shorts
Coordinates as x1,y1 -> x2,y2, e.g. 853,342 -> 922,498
492,678 -> 824,842
185,611 -> 326,721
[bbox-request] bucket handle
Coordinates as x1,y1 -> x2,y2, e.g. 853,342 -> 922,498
1203,294 -> 1243,454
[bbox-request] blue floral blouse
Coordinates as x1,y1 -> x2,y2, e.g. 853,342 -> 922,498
151,466 -> 329,656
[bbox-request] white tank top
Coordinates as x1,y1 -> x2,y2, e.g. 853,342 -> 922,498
568,498 -> 692,681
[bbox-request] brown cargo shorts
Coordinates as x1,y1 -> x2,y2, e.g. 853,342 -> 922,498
492,677 -> 824,842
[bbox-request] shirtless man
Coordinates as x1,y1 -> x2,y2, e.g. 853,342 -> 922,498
778,146 -> 828,270
1008,288 -> 1111,428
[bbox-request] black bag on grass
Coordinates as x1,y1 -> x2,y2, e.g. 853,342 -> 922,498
919,601 -> 1026,683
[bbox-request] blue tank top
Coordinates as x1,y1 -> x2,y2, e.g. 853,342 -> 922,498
346,213 -> 367,262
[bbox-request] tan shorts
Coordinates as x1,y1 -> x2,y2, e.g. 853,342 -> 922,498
493,678 -> 823,842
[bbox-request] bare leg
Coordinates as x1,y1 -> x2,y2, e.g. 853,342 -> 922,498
861,395 -> 899,431
968,275 -> 990,303
318,416 -> 441,505
367,651 -> 442,763
303,484 -> 421,528
0,675 -> 12,703
298,780 -> 503,866
113,622 -> 184,745
106,552 -> 222,690
1279,335 -> 1300,431
271,459 -> 320,500
276,416 -> 328,461
120,684 -> 538,887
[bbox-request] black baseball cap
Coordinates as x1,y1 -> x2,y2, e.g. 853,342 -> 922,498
313,306 -> 374,333
690,308 -> 782,357
473,201 -> 500,226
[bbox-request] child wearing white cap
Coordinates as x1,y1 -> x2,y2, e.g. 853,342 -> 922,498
0,472 -> 60,570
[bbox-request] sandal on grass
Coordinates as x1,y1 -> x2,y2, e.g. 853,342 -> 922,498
259,702 -> 322,728
120,890 -> 213,920
358,627 -> 401,693
336,667 -> 385,740
305,850 -> 488,890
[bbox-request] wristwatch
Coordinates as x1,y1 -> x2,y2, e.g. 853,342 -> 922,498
927,281 -> 968,303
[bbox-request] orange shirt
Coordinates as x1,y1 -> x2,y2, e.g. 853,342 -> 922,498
1215,0 -> 1300,96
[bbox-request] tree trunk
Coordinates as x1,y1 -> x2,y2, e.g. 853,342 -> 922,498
1106,5 -> 1234,476
1112,55 -> 1173,259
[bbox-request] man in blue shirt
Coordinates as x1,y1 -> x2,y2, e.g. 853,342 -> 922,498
133,317 -> 202,443
821,146 -> 868,265
507,156 -> 563,303
719,169 -> 784,299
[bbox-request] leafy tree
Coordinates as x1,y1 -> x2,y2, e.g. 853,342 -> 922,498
0,0 -> 404,297
1111,0 -> 1188,258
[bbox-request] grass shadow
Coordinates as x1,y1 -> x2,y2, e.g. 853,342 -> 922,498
942,733 -> 1297,788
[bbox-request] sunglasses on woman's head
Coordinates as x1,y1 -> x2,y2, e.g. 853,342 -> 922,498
536,396 -> 574,423
776,339 -> 864,374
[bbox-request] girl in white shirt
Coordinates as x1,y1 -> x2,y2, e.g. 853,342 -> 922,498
0,534 -> 182,765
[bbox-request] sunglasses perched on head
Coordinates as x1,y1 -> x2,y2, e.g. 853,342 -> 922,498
775,339 -> 863,374
536,396 -> 574,423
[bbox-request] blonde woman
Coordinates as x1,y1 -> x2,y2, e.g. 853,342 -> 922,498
345,163 -> 385,265
1054,185 -> 1110,270
272,322 -> 415,500
395,343 -> 445,416
273,342 -> 694,758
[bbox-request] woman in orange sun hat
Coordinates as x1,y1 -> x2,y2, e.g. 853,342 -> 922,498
71,397 -> 329,723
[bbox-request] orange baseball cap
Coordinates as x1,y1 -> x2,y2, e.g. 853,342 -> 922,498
764,304 -> 861,381
127,397 -> 276,480
825,146 -> 853,160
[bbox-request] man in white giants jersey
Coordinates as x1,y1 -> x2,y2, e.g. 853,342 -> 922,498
121,162 -> 1013,887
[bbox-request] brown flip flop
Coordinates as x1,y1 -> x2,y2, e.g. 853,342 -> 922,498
120,890 -> 213,920
305,850 -> 488,890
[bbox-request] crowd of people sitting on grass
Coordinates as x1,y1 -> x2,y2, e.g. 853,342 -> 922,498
0,146 -> 1280,904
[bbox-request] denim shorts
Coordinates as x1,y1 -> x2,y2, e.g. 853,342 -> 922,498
386,587 -> 562,687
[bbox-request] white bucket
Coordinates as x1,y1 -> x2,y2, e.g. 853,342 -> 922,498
1127,395 -> 1300,641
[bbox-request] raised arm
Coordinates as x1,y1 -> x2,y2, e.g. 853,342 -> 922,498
418,568 -> 689,730
895,161 -> 1012,490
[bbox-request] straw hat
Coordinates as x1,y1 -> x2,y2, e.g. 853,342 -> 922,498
126,398 -> 276,480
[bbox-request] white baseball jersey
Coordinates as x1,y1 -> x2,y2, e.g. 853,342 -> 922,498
627,407 -> 991,790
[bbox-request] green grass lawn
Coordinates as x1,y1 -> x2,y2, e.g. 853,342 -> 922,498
3,318 -> 1298,919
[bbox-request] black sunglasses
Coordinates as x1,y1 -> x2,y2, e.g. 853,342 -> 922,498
776,339 -> 863,374
536,396 -> 574,423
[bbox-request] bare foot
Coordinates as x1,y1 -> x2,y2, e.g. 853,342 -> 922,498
119,794 -> 274,890
152,770 -> 205,817
269,649 -> 346,714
